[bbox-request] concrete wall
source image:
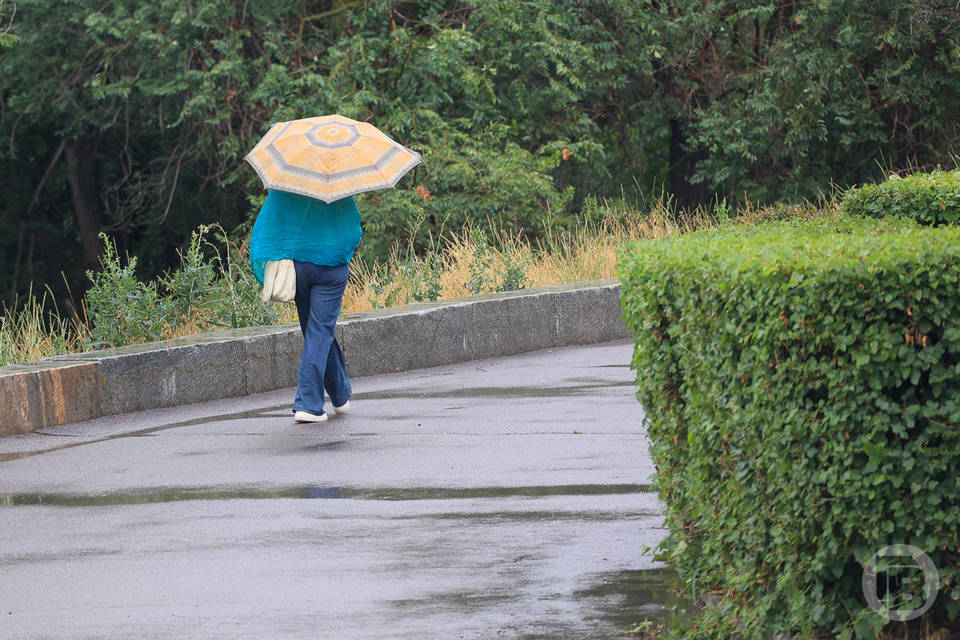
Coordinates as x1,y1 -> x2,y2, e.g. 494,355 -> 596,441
0,279 -> 627,436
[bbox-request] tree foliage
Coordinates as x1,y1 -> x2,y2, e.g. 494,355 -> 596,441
1,0 -> 959,306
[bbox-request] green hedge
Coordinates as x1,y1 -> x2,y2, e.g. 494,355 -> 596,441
843,169 -> 960,226
617,215 -> 960,639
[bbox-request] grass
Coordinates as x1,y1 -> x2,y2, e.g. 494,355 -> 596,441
0,289 -> 90,367
343,197 -> 722,313
0,197 -> 814,367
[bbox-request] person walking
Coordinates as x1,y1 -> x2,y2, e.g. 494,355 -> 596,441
244,114 -> 422,423
249,190 -> 362,423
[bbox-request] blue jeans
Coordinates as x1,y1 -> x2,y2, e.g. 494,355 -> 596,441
292,261 -> 351,415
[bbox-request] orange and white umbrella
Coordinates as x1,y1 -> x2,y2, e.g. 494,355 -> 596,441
245,114 -> 422,203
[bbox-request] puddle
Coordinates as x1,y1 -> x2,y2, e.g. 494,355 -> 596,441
301,440 -> 352,452
0,483 -> 654,508
387,567 -> 688,639
572,568 -> 694,637
358,484 -> 654,501
404,509 -> 662,522
351,381 -> 634,401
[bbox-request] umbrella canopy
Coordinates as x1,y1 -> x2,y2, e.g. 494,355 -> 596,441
245,114 -> 422,203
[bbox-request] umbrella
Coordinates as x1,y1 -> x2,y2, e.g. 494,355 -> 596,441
245,114 -> 422,203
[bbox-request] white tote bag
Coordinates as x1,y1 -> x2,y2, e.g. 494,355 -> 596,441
260,259 -> 296,303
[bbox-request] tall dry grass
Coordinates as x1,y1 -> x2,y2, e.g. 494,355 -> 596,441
0,290 -> 88,366
342,197 -> 720,313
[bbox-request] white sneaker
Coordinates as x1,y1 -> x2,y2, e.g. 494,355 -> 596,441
294,410 -> 328,423
333,400 -> 351,415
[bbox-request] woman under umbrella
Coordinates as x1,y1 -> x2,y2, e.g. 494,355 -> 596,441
249,190 -> 360,422
245,115 -> 421,422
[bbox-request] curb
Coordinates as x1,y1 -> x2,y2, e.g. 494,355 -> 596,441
0,279 -> 627,436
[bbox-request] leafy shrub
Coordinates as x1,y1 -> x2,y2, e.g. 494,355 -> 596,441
84,227 -> 286,349
84,233 -> 172,349
165,225 -> 286,331
159,226 -> 225,327
409,261 -> 443,303
843,170 -> 960,226
617,214 -> 960,639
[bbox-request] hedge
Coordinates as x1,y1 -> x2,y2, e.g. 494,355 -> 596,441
843,169 -> 960,226
617,214 -> 960,639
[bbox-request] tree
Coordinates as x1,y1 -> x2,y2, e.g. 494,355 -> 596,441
2,0 -> 959,307
658,0 -> 960,201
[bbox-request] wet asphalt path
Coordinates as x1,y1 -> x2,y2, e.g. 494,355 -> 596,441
0,340 -> 668,639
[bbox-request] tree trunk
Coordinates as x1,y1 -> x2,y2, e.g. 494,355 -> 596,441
668,118 -> 708,211
64,137 -> 103,277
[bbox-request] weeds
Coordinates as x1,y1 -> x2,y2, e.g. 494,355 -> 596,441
466,231 -> 498,295
162,224 -> 291,334
69,225 -> 294,353
85,233 -> 171,349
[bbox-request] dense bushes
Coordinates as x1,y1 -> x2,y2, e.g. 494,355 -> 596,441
843,170 -> 960,226
618,214 -> 960,638
5,0 -> 960,304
